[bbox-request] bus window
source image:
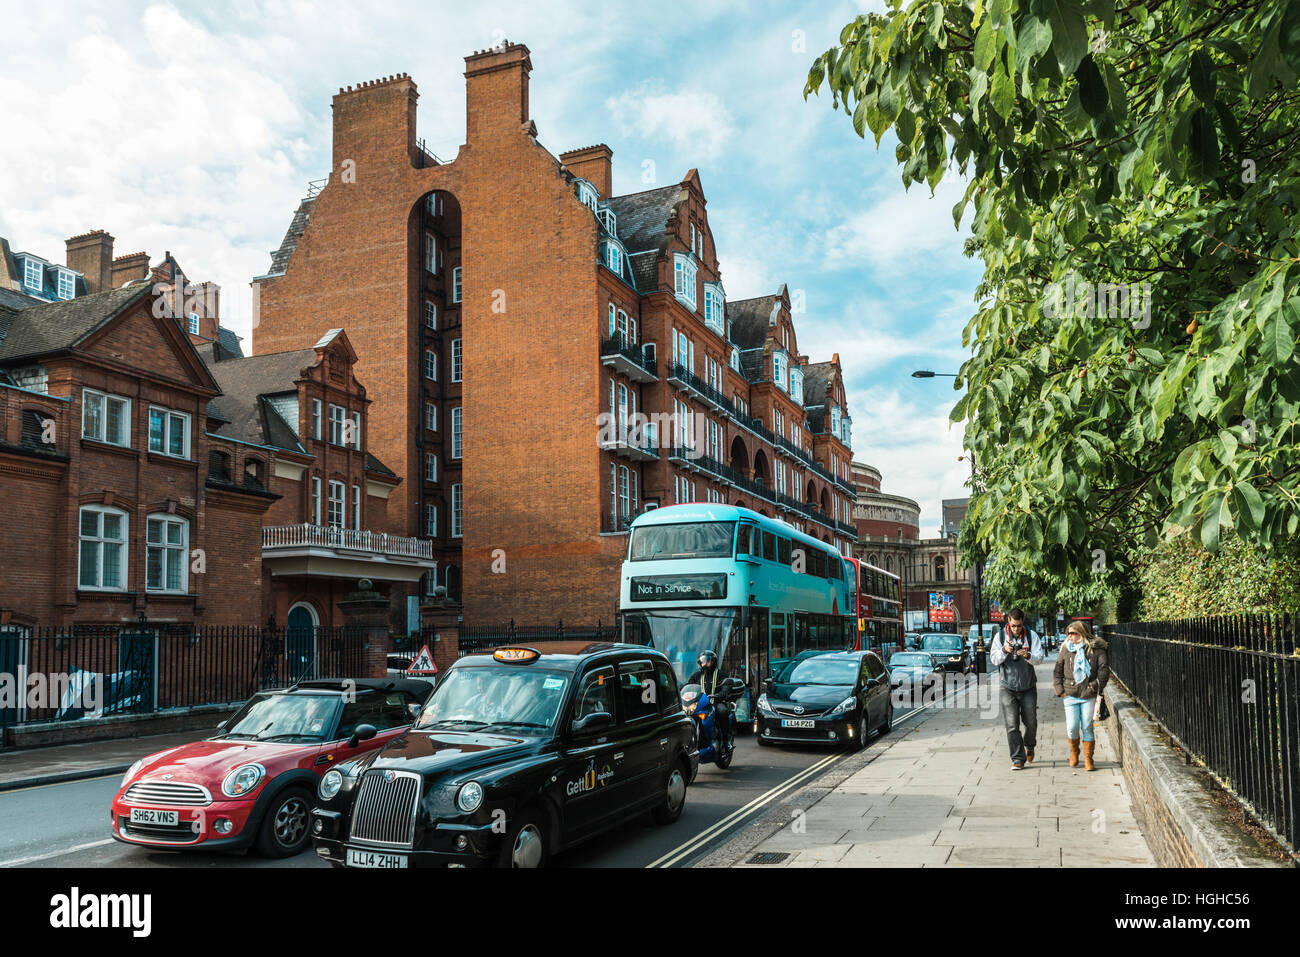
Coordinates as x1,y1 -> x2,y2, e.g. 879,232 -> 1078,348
769,613 -> 788,674
762,531 -> 777,562
778,536 -> 792,566
735,524 -> 752,557
811,549 -> 826,578
629,521 -> 736,561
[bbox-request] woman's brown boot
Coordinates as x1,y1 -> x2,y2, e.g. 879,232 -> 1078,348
1082,741 -> 1096,771
1068,738 -> 1080,768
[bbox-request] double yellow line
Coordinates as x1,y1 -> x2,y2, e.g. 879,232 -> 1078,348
646,752 -> 844,868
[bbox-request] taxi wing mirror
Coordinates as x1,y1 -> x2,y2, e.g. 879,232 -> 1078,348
571,711 -> 612,735
348,723 -> 377,748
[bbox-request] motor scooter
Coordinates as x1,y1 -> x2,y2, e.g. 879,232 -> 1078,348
681,677 -> 746,768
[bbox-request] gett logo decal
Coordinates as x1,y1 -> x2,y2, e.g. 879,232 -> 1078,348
566,760 -> 614,796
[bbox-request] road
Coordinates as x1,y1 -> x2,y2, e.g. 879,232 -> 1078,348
0,696 -> 952,869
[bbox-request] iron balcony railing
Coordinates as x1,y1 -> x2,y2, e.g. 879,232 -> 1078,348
263,524 -> 434,560
600,335 -> 658,379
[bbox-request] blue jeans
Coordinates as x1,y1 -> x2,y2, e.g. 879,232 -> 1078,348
1063,696 -> 1095,742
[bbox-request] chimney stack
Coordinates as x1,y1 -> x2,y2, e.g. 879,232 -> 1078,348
559,145 -> 613,198
111,251 -> 151,288
65,230 -> 114,293
464,42 -> 532,144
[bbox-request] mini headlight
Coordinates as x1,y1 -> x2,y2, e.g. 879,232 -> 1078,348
222,763 -> 265,798
318,769 -> 343,801
829,696 -> 857,715
456,781 -> 484,813
121,759 -> 144,790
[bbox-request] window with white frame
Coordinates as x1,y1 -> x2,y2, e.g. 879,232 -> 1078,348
598,206 -> 617,234
425,301 -> 437,329
312,476 -> 322,524
187,312 -> 199,334
425,401 -> 437,431
704,283 -> 725,336
425,350 -> 437,381
577,180 -> 598,211
425,504 -> 438,537
607,303 -> 617,337
23,258 -> 43,291
773,352 -> 787,392
603,242 -> 622,276
730,346 -> 740,372
148,406 -> 190,458
328,480 -> 346,528
451,483 -> 463,537
353,484 -> 361,529
328,404 -> 346,445
789,367 -> 804,406
842,416 -> 853,448
673,253 -> 697,310
451,407 -> 462,459
352,411 -> 362,450
616,309 -> 629,343
311,398 -> 322,439
79,505 -> 127,590
831,406 -> 842,440
82,389 -> 131,447
146,515 -> 187,593
451,339 -> 462,383
690,223 -> 697,254
425,453 -> 438,483
425,232 -> 437,273
59,270 -> 75,300
451,267 -> 462,303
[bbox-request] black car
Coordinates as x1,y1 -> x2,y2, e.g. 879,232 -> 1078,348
754,650 -> 892,749
921,633 -> 971,673
887,651 -> 946,707
311,642 -> 697,868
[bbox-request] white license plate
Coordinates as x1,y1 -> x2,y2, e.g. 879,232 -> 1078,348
129,808 -> 178,826
347,848 -> 408,869
781,719 -> 815,729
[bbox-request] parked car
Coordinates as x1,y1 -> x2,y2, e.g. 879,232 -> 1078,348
312,642 -> 697,868
110,677 -> 432,857
904,632 -> 924,650
386,654 -> 415,679
921,632 -> 971,673
755,650 -> 892,749
887,651 -> 946,707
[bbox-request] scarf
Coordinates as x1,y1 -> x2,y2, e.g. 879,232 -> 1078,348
1065,638 -> 1091,685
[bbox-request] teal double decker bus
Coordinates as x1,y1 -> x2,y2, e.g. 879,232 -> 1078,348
617,504 -> 855,727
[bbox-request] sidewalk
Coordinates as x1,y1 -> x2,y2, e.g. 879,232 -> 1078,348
0,731 -> 201,791
734,661 -> 1155,867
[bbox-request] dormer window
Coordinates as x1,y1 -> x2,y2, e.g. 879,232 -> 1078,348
598,207 -> 617,235
729,346 -> 740,372
773,351 -> 788,391
57,269 -> 76,300
703,282 -> 725,336
602,241 -> 623,277
23,258 -> 43,291
831,406 -> 842,440
576,180 -> 599,212
673,253 -> 697,310
842,415 -> 853,449
789,366 -> 805,406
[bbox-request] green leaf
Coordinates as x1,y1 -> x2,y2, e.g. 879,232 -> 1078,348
1200,493 -> 1223,550
1232,482 -> 1264,531
990,62 -> 1015,119
974,19 -> 997,72
1190,49 -> 1217,103
1042,0 -> 1089,75
1075,55 -> 1109,118
1102,60 -> 1127,125
928,2 -> 945,42
1187,106 -> 1220,180
1261,300 -> 1297,364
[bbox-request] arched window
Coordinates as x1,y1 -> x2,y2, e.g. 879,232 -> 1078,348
244,457 -> 266,489
208,449 -> 232,481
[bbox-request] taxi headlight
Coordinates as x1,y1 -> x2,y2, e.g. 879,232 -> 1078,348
456,781 -> 484,813
829,696 -> 857,716
318,769 -> 344,802
121,759 -> 144,790
221,763 -> 265,798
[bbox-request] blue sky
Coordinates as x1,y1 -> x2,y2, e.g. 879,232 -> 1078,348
0,0 -> 981,532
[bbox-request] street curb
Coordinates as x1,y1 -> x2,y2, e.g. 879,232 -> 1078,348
0,765 -> 130,793
692,688 -> 958,868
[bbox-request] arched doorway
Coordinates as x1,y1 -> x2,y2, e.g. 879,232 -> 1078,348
753,449 -> 771,486
286,602 -> 319,681
445,565 -> 461,602
729,435 -> 749,475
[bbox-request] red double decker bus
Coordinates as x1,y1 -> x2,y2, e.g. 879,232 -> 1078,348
845,557 -> 903,652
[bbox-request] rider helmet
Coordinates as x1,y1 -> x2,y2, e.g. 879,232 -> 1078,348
697,650 -> 718,672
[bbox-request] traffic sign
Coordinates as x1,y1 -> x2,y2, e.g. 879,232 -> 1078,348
406,644 -> 438,675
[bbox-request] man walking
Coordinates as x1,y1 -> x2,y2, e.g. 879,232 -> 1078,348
989,607 -> 1044,770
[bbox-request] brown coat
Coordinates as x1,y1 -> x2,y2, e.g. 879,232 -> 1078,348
1053,637 -> 1110,699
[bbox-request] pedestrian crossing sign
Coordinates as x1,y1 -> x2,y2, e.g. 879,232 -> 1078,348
406,645 -> 438,675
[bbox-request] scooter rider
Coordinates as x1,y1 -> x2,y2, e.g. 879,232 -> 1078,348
687,651 -> 733,753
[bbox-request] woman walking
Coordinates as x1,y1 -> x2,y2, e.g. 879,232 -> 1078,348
1052,621 -> 1110,770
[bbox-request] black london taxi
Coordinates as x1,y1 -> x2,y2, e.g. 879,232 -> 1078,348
311,642 -> 697,868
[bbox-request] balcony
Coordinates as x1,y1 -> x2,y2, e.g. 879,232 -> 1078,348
666,363 -> 730,413
262,524 -> 436,582
600,336 -> 657,383
600,425 -> 659,462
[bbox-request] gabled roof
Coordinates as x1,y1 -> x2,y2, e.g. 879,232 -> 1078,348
607,184 -> 681,257
215,325 -> 244,359
727,294 -> 780,350
199,346 -> 316,452
801,361 -> 837,408
0,285 -> 153,363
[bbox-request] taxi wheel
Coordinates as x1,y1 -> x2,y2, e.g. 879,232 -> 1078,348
651,761 -> 689,825
256,786 -> 313,858
498,809 -> 547,868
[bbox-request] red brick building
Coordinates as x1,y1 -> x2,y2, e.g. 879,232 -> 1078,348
251,43 -> 859,626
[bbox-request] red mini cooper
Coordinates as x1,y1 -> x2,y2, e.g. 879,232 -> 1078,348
110,678 -> 432,857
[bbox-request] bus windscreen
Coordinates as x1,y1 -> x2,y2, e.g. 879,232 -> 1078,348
628,521 -> 735,561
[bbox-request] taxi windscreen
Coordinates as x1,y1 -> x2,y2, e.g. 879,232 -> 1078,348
415,666 -> 570,733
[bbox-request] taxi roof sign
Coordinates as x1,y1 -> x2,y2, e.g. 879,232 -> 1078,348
493,647 -> 541,663
406,645 -> 438,676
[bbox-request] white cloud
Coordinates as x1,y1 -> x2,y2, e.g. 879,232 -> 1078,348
605,82 -> 736,160
823,172 -> 972,274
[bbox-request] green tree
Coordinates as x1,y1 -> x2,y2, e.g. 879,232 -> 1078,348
808,0 -> 1300,581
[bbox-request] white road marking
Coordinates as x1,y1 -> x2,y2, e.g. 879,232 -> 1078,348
0,838 -> 115,868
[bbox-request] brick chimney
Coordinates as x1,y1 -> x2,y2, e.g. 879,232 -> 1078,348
111,251 -> 151,288
464,42 -> 532,144
331,73 -> 419,175
65,230 -> 114,293
560,144 -> 613,198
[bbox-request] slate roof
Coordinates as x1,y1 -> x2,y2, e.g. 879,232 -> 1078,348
216,327 -> 244,358
801,361 -> 835,407
0,287 -> 40,313
606,185 -> 681,257
199,347 -> 316,452
0,285 -> 152,363
265,198 -> 315,276
365,451 -> 397,478
727,295 -> 780,350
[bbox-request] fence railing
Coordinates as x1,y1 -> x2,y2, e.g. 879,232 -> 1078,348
1104,615 -> 1298,856
262,523 -> 434,559
0,622 -> 368,731
456,620 -> 617,658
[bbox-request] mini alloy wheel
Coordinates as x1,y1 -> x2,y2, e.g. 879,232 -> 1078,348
257,787 -> 313,857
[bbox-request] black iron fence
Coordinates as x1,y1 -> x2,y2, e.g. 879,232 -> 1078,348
0,622 -> 368,731
456,619 -> 617,658
1104,615 -> 1298,856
